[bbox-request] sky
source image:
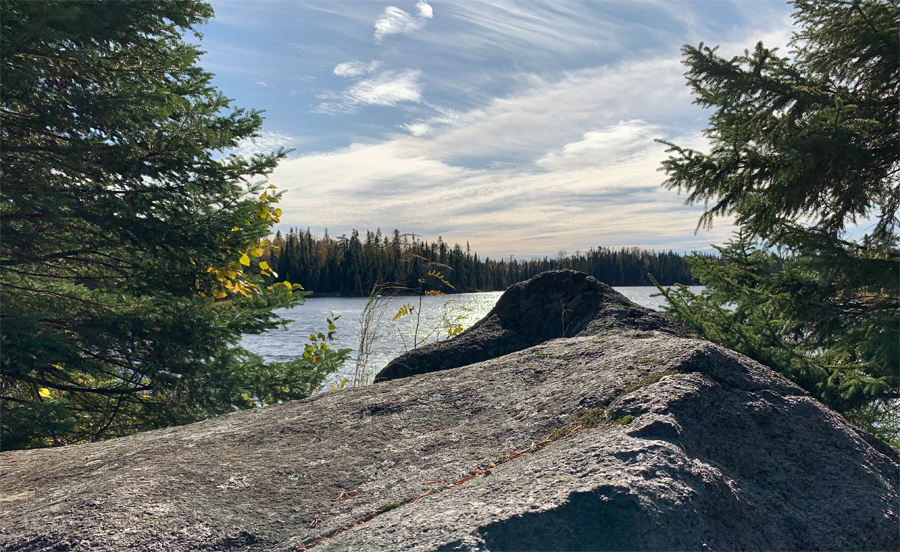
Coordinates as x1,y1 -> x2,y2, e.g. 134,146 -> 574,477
198,0 -> 796,259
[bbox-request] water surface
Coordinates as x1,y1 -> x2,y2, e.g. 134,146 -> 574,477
241,286 -> 700,387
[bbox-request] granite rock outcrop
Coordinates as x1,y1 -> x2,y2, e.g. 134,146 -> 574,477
1,271 -> 897,551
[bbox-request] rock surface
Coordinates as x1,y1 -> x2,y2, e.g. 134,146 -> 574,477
374,270 -> 689,382
1,271 -> 898,551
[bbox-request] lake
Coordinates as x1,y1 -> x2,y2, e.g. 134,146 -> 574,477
240,286 -> 701,387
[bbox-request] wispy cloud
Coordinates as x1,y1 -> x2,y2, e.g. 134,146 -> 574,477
347,69 -> 422,105
535,120 -> 663,172
397,58 -> 690,166
333,60 -> 382,78
373,1 -> 434,42
231,131 -> 301,158
272,55 -> 738,257
199,0 -> 796,256
315,69 -> 423,114
268,132 -> 732,257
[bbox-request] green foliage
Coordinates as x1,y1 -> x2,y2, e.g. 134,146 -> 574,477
656,0 -> 898,442
263,228 -> 701,296
389,266 -> 467,351
615,415 -> 635,426
0,1 -> 348,450
352,265 -> 471,386
659,0 -> 898,242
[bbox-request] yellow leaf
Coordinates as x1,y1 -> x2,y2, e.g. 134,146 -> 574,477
251,248 -> 263,257
239,253 -> 250,266
259,261 -> 270,271
38,388 -> 51,398
273,208 -> 282,217
259,192 -> 268,200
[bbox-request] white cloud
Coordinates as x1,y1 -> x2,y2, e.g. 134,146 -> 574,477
285,55 -> 738,256
268,134 -> 734,258
347,69 -> 422,105
373,3 -> 433,42
333,60 -> 382,78
398,58 -> 690,164
203,0 -> 797,256
256,81 -> 270,87
231,131 -> 300,158
403,123 -> 432,137
315,69 -> 423,114
416,1 -> 433,19
535,120 -> 663,171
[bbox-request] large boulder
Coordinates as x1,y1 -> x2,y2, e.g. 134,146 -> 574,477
374,270 -> 689,382
1,271 -> 897,551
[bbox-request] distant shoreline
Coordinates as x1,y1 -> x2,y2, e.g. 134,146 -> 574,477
306,284 -> 672,299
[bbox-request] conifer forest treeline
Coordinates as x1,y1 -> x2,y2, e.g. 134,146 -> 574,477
263,228 -> 703,296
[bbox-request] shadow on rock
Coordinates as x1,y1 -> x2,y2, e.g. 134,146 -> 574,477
375,270 -> 688,382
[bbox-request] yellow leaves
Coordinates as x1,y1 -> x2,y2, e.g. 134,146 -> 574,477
426,269 -> 455,290
393,303 -> 414,321
38,388 -> 51,398
201,183 -> 295,302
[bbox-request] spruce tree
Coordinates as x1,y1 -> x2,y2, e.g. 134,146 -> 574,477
1,1 -> 348,449
656,0 -> 898,442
